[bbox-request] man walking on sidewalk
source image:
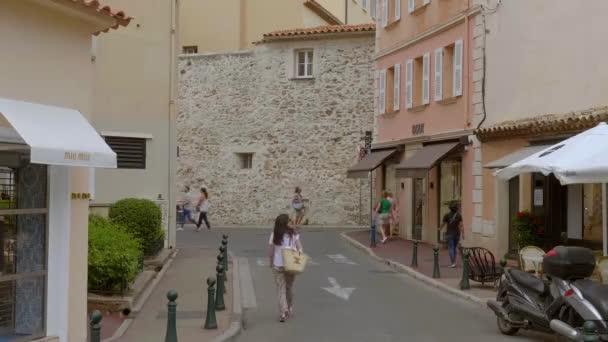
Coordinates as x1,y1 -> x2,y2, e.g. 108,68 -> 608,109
439,202 -> 464,268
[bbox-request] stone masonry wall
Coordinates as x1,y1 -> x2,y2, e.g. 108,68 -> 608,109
177,35 -> 375,225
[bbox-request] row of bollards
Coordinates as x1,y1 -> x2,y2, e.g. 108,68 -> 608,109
204,234 -> 229,330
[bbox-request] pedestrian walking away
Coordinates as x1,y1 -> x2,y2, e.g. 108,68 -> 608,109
177,185 -> 198,230
439,202 -> 464,268
292,186 -> 305,226
268,214 -> 303,322
374,191 -> 391,244
196,187 -> 211,231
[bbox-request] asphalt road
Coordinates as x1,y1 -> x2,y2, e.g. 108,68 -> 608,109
178,227 -> 554,342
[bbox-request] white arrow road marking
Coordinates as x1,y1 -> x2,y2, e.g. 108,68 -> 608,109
327,254 -> 358,265
322,277 -> 355,301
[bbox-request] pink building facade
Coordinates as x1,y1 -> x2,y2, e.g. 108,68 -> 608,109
350,0 -> 486,248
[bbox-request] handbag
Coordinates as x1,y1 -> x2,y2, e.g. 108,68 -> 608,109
281,236 -> 308,274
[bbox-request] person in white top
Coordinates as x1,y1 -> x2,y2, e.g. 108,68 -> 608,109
268,214 -> 303,322
177,185 -> 198,230
196,187 -> 211,231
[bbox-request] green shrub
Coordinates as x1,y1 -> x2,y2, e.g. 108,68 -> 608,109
88,215 -> 142,292
109,198 -> 164,256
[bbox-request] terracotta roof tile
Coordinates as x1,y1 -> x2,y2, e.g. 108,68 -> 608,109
64,0 -> 132,35
259,24 -> 375,43
475,106 -> 608,141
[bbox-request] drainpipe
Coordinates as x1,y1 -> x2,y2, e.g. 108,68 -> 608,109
167,0 -> 177,249
345,0 -> 348,24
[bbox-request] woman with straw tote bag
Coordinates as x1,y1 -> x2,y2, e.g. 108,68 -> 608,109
268,214 -> 306,322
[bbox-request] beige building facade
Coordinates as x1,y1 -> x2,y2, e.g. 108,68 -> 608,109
90,0 -> 179,249
475,0 -> 608,258
179,0 -> 373,53
0,0 -> 129,341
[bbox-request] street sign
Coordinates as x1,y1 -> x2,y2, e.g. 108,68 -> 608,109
364,131 -> 372,153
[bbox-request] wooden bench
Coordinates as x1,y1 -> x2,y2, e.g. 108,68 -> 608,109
461,246 -> 504,287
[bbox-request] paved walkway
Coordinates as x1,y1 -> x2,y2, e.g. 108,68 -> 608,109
116,246 -> 233,342
346,230 -> 498,301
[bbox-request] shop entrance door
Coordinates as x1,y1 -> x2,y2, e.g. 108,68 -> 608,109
532,173 -> 568,249
412,178 -> 424,240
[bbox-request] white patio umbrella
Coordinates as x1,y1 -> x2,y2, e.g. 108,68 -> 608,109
496,122 -> 608,256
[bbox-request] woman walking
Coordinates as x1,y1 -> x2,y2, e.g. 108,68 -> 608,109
439,202 -> 464,268
374,191 -> 391,244
268,214 -> 303,322
292,187 -> 305,226
196,187 -> 211,231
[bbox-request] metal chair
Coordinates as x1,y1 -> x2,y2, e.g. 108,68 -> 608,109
519,246 -> 546,276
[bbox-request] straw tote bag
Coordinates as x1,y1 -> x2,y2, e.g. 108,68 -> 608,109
281,236 -> 309,274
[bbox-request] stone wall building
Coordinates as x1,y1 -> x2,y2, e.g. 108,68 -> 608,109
177,24 -> 376,225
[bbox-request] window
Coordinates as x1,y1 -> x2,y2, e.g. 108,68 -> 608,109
237,153 -> 253,169
104,136 -> 147,169
382,0 -> 400,27
182,46 -> 198,54
295,50 -> 314,78
405,53 -> 429,108
435,40 -> 463,101
370,0 -> 377,18
379,64 -> 400,114
408,0 -> 430,14
0,163 -> 48,341
362,0 -> 368,11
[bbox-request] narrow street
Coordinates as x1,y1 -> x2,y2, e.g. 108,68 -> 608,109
178,228 -> 553,342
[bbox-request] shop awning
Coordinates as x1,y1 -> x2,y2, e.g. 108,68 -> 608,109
347,149 -> 398,178
0,98 -> 117,168
484,145 -> 551,169
395,142 -> 460,178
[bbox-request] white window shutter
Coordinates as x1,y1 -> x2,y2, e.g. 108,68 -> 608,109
434,47 -> 443,101
394,64 -> 401,111
422,53 -> 430,105
395,0 -> 401,20
453,39 -> 464,97
405,59 -> 413,109
382,0 -> 389,27
379,69 -> 387,114
408,0 -> 415,13
423,0 -> 431,5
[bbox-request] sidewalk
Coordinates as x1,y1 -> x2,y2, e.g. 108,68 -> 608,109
343,230 -> 498,305
115,247 -> 236,342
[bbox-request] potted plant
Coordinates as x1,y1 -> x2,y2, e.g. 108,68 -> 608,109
512,210 -> 544,250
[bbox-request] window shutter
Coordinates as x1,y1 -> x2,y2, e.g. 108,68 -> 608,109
405,59 -> 413,109
408,0 -> 415,13
395,0 -> 401,20
434,47 -> 443,101
423,0 -> 431,5
104,136 -> 147,169
382,0 -> 389,27
379,69 -> 387,114
422,53 -> 430,105
394,64 -> 401,111
453,39 -> 464,97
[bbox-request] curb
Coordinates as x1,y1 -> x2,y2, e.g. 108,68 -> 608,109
101,249 -> 179,342
211,250 -> 242,342
340,230 -> 488,309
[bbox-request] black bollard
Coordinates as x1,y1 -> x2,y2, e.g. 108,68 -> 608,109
459,249 -> 471,290
217,251 -> 227,285
215,264 -> 226,311
204,277 -> 218,329
411,240 -> 419,268
165,290 -> 178,342
221,239 -> 228,272
583,321 -> 600,342
432,246 -> 441,279
370,224 -> 377,248
89,310 -> 102,342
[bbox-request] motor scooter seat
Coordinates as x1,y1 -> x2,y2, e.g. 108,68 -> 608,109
574,279 -> 608,319
509,269 -> 546,295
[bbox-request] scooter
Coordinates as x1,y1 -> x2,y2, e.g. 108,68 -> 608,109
487,246 -> 608,340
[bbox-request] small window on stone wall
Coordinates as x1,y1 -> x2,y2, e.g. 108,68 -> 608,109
182,46 -> 198,54
237,153 -> 253,169
295,50 -> 314,78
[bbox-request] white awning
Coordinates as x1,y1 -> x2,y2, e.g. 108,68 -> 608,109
0,98 -> 116,168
